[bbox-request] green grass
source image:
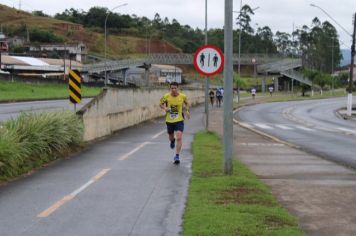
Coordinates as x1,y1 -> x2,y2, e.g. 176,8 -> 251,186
0,81 -> 101,101
183,131 -> 304,236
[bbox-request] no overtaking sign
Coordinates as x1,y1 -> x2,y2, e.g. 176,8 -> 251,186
193,45 -> 224,76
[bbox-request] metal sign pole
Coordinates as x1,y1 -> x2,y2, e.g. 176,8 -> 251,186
224,0 -> 233,175
204,0 -> 209,129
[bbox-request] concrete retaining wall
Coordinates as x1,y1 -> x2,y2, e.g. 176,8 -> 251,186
78,88 -> 204,141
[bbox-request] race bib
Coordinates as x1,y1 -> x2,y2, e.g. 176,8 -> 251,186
170,112 -> 179,119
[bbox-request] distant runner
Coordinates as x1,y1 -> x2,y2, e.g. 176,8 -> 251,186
269,86 -> 274,96
209,89 -> 215,107
251,87 -> 256,100
216,89 -> 223,107
160,82 -> 190,164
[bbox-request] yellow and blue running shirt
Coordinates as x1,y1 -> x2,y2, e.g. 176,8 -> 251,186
160,93 -> 188,123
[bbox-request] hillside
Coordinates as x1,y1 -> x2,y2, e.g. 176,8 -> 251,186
0,4 -> 181,59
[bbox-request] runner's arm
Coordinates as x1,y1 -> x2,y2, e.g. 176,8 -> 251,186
160,97 -> 170,112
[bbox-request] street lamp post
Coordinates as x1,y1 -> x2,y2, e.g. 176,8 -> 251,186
310,3 -> 355,117
238,0 -> 242,77
104,3 -> 128,87
224,0 -> 233,175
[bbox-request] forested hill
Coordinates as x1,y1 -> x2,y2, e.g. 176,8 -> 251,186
0,4 -> 180,58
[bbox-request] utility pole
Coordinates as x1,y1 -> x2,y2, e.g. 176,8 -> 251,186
331,36 -> 335,95
238,0 -> 242,77
204,0 -> 209,129
224,0 -> 233,175
347,13 -> 356,116
63,43 -> 66,80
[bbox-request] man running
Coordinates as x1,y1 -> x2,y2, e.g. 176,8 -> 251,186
160,82 -> 190,164
251,87 -> 256,100
268,86 -> 274,96
209,89 -> 215,107
215,89 -> 222,107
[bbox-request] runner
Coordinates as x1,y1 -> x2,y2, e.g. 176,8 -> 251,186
209,89 -> 215,107
160,82 -> 190,164
268,86 -> 274,96
216,89 -> 222,107
251,87 -> 256,100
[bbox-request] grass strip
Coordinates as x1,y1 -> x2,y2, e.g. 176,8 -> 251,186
183,131 -> 304,236
0,81 -> 101,102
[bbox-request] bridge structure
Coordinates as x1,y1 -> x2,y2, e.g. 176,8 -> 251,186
257,58 -> 313,88
83,53 -> 286,73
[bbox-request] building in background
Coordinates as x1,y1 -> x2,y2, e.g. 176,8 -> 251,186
27,42 -> 88,62
0,32 -> 9,52
125,64 -> 182,86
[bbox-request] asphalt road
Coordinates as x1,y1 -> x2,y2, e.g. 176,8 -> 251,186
236,97 -> 356,168
0,106 -> 204,236
0,98 -> 92,122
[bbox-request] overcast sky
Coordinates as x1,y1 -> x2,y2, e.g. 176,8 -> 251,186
1,0 -> 354,49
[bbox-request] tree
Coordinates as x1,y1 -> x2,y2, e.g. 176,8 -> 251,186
32,10 -> 49,17
274,31 -> 291,55
297,18 -> 342,73
236,4 -> 255,35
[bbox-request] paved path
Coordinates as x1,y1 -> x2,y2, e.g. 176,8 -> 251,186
0,106 -> 204,236
209,102 -> 356,236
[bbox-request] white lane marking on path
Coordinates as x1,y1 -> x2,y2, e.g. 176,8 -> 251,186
317,127 -> 334,132
38,168 -> 110,218
275,124 -> 293,130
255,123 -> 273,129
118,142 -> 151,161
151,130 -> 166,139
239,143 -> 285,147
336,127 -> 356,134
295,125 -> 314,131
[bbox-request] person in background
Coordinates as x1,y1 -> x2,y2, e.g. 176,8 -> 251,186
269,86 -> 274,96
216,89 -> 223,107
251,87 -> 256,100
209,89 -> 215,107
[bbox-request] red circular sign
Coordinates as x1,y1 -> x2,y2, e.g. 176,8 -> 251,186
193,45 -> 224,76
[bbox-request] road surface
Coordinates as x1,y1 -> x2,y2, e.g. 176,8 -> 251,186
0,98 -> 92,122
236,97 -> 356,168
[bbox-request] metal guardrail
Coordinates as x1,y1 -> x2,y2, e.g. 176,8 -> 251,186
83,59 -> 146,74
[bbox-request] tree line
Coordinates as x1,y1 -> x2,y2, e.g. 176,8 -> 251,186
53,5 -> 342,74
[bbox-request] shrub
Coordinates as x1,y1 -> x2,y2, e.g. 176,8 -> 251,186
0,111 -> 83,179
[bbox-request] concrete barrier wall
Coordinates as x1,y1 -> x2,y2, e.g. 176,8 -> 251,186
79,88 -> 204,141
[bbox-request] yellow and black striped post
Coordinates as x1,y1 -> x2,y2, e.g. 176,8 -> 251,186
69,69 -> 82,106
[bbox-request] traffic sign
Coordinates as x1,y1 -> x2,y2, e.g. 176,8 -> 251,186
69,69 -> 82,104
193,45 -> 224,76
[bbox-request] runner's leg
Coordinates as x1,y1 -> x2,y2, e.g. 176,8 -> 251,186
175,131 -> 183,155
167,123 -> 175,149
